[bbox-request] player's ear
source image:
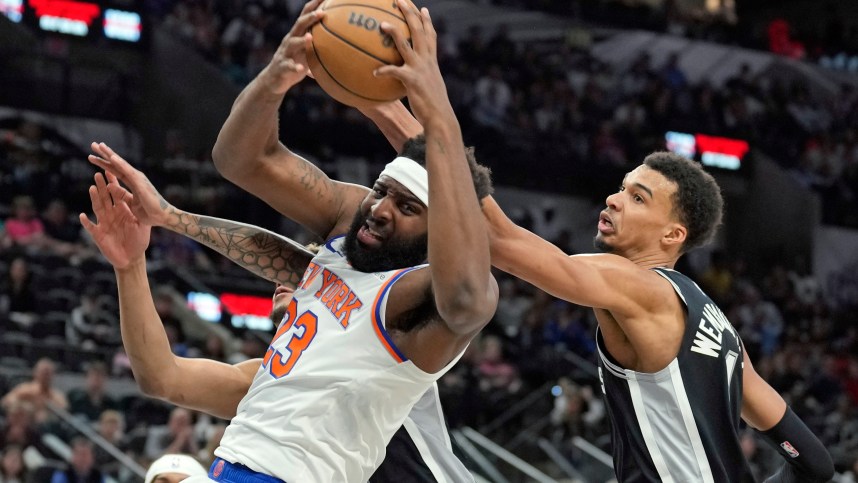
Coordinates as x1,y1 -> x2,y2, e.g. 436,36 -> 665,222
663,223 -> 687,248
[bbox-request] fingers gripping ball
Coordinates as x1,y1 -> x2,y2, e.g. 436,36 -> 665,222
308,0 -> 410,107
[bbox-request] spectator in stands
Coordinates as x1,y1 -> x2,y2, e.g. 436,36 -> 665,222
0,221 -> 11,252
699,250 -> 734,305
151,292 -> 191,358
67,363 -> 117,422
0,257 -> 38,321
110,348 -> 134,379
41,199 -> 87,257
732,285 -> 785,357
0,401 -> 39,451
1,359 -> 68,424
149,229 -> 215,273
220,3 -> 266,68
92,410 -> 126,471
477,335 -> 522,422
144,408 -> 198,461
838,456 -> 858,483
493,278 -> 530,337
66,287 -> 119,350
661,52 -> 688,92
542,303 -> 594,356
199,333 -> 229,363
143,453 -> 207,483
225,333 -> 266,365
472,66 -> 512,130
4,196 -> 47,252
549,378 -> 584,435
0,443 -> 27,483
49,437 -> 104,483
198,424 -> 226,469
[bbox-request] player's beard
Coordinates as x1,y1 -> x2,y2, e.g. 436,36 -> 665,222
593,234 -> 614,253
343,210 -> 428,273
270,302 -> 289,326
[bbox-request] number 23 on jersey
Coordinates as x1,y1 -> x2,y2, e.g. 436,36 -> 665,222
262,299 -> 318,378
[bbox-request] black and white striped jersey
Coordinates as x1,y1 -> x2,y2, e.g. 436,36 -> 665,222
597,267 -> 755,483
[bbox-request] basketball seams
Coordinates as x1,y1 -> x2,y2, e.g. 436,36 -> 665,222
323,3 -> 406,22
309,0 -> 408,105
317,20 -> 399,67
310,38 -> 392,103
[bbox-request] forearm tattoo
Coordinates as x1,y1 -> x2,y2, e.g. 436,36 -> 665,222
162,207 -> 310,287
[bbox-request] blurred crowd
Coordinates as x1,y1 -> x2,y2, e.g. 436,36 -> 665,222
2,0 -> 858,480
156,0 -> 858,228
2,117 -> 858,478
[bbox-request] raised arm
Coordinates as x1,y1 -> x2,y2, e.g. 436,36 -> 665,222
211,0 -> 365,238
378,1 -> 497,336
483,196 -> 659,316
79,172 -> 257,419
358,101 -> 424,153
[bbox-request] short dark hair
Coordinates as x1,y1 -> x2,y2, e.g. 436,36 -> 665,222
643,151 -> 723,253
399,135 -> 494,201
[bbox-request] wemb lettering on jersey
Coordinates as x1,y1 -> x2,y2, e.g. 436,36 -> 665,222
690,303 -> 738,358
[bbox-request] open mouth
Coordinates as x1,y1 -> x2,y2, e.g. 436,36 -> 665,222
357,224 -> 385,247
598,212 -> 614,233
273,285 -> 294,300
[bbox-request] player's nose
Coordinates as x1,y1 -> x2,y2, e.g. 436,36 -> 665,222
369,196 -> 394,221
605,192 -> 621,211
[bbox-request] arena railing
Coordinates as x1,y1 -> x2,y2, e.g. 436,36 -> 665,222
47,401 -> 147,481
458,426 -> 558,482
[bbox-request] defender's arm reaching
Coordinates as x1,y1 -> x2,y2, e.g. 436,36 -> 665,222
88,143 -> 313,287
82,145 -> 318,419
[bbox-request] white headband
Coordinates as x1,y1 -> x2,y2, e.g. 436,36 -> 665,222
144,455 -> 207,483
379,156 -> 429,206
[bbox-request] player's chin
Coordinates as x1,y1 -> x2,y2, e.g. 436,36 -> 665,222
593,234 -> 614,253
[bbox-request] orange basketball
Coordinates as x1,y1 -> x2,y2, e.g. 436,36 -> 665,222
307,0 -> 410,107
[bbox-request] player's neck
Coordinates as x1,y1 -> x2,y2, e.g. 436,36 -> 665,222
626,251 -> 676,270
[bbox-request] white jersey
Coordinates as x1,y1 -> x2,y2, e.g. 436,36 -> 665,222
216,236 -> 464,482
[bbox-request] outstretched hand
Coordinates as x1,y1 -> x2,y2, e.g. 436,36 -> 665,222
374,0 -> 453,127
261,0 -> 326,94
79,171 -> 151,271
87,142 -> 174,228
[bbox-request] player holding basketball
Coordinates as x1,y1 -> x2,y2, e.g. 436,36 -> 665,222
81,145 -> 476,482
81,0 -> 497,481
481,153 -> 833,482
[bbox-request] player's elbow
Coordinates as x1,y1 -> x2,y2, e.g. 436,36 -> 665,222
437,287 -> 497,334
211,142 -> 242,179
812,452 -> 835,482
136,375 -> 170,400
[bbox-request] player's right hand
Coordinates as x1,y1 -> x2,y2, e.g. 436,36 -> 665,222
79,171 -> 151,271
375,0 -> 454,129
261,0 -> 326,94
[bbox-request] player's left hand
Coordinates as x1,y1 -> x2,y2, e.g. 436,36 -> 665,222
87,142 -> 174,228
262,0 -> 326,94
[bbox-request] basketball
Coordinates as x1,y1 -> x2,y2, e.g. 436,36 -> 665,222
307,0 -> 410,107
